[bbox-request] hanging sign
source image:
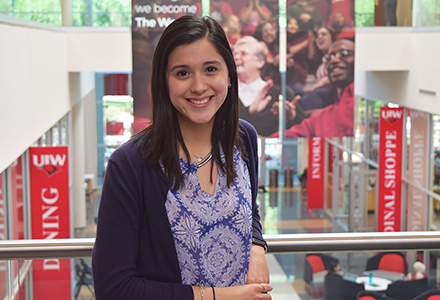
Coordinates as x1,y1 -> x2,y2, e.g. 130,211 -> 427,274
377,107 -> 404,232
407,110 -> 429,231
307,137 -> 325,208
29,146 -> 71,300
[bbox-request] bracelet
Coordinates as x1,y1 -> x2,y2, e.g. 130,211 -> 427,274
199,284 -> 205,300
252,237 -> 268,252
211,286 -> 216,300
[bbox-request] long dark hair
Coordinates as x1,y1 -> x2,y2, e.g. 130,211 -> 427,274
134,14 -> 243,191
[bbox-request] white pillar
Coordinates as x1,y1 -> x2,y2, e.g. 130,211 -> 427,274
71,73 -> 87,229
61,0 -> 73,26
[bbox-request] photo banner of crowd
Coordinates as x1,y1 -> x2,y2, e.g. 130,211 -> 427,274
131,0 -> 355,139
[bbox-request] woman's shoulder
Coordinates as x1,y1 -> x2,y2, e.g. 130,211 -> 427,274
239,119 -> 257,134
108,138 -> 143,165
239,119 -> 258,139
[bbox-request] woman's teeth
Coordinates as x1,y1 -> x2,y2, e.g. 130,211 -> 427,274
189,97 -> 210,104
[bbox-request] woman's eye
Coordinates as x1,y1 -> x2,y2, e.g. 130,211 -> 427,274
177,70 -> 189,77
206,66 -> 218,73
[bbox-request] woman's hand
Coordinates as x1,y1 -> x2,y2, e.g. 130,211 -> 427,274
193,282 -> 273,300
286,54 -> 295,68
215,283 -> 273,300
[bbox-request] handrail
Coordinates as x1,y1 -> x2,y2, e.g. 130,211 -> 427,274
0,232 -> 439,260
265,231 -> 440,253
0,238 -> 95,260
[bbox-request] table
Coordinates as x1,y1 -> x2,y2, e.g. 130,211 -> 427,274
312,270 -> 328,285
363,270 -> 406,281
356,276 -> 392,291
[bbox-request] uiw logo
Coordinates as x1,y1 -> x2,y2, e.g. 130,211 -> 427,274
32,154 -> 67,176
381,109 -> 403,125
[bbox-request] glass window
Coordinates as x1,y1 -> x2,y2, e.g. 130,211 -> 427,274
414,0 -> 440,26
9,158 -> 24,241
72,0 -> 132,26
355,0 -> 375,27
1,0 -> 62,26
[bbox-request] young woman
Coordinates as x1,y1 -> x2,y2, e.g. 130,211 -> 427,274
285,16 -> 310,95
306,25 -> 337,92
253,21 -> 279,81
92,15 -> 272,300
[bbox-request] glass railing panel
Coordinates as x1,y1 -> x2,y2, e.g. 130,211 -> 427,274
6,258 -> 94,300
0,235 -> 438,299
8,252 -> 439,300
270,249 -> 440,300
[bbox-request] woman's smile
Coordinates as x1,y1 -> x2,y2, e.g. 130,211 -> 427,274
187,96 -> 213,105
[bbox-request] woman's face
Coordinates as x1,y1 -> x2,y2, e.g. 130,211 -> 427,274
227,15 -> 241,33
287,18 -> 299,35
166,38 -> 230,129
262,22 -> 276,44
315,27 -> 332,53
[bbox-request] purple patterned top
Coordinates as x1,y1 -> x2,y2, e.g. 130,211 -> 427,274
165,147 -> 252,287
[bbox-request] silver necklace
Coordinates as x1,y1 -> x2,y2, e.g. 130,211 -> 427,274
190,151 -> 213,168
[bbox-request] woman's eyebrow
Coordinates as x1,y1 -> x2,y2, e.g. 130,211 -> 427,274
169,60 -> 223,72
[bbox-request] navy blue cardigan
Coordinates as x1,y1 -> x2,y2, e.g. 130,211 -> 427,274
92,119 -> 264,300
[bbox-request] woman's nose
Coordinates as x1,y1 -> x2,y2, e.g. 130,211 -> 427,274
190,75 -> 207,94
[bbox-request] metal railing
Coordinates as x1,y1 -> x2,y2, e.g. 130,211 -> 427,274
0,232 -> 439,260
266,231 -> 440,253
0,232 -> 438,300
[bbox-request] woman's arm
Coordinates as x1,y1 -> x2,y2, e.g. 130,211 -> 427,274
240,0 -> 254,23
288,38 -> 309,56
307,31 -> 316,60
254,0 -> 271,20
247,244 -> 270,283
92,144 -> 193,300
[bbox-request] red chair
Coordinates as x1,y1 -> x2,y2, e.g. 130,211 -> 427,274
304,255 -> 327,298
410,289 -> 440,300
357,290 -> 396,300
307,255 -> 326,273
378,253 -> 406,273
366,252 -> 408,274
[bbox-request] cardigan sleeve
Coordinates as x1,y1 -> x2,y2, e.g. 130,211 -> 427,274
92,142 -> 193,300
239,119 -> 265,242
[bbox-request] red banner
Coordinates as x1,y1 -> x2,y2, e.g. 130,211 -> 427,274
0,174 -> 5,298
308,137 -> 325,208
377,107 -> 404,232
407,110 -> 429,231
29,146 -> 71,300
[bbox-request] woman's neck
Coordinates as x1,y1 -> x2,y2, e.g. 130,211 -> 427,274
179,122 -> 213,158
